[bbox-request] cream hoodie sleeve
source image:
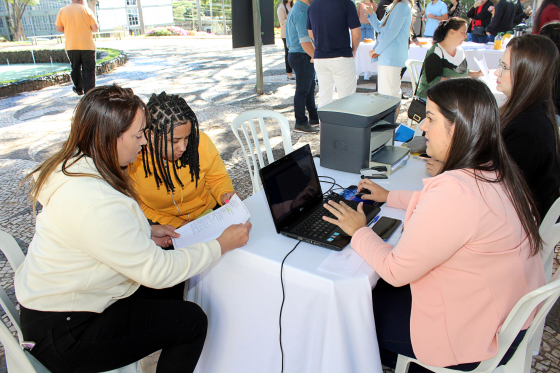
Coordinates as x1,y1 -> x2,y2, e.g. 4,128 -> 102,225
76,196 -> 221,289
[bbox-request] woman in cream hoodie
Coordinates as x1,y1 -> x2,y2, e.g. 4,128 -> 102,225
15,84 -> 251,373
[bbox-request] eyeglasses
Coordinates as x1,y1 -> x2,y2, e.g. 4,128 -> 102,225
497,59 -> 511,77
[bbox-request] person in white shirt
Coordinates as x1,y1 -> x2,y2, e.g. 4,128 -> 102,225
15,84 -> 251,373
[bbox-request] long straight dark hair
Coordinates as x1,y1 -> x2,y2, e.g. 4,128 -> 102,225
427,79 -> 542,256
23,84 -> 148,210
535,0 -> 560,31
499,35 -> 560,168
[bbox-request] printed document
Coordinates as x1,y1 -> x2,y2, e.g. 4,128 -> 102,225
474,55 -> 489,78
317,247 -> 364,277
172,194 -> 250,248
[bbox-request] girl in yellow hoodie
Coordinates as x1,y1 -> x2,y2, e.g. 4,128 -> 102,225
129,92 -> 236,228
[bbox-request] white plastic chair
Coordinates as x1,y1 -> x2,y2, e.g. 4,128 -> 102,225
0,230 -> 139,373
231,110 -> 294,194
405,59 -> 423,96
395,269 -> 560,373
529,197 -> 560,356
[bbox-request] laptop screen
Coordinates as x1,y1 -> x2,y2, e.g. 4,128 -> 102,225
259,145 -> 323,231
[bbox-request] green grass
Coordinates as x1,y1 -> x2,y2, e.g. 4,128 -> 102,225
0,48 -> 123,85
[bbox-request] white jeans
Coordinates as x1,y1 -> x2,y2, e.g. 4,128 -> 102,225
378,65 -> 402,99
314,57 -> 357,108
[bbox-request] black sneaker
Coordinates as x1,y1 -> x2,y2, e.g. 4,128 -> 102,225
401,93 -> 409,100
294,123 -> 320,133
73,87 -> 84,96
309,119 -> 320,127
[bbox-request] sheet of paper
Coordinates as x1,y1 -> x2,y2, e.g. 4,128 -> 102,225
474,55 -> 489,78
172,194 -> 250,248
317,247 -> 365,277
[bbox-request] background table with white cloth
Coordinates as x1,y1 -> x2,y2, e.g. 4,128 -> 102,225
356,39 -> 504,81
187,157 -> 429,373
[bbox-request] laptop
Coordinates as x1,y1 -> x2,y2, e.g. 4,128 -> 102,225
259,144 -> 381,251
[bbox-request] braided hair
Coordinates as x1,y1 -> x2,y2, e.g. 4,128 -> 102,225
142,92 -> 200,192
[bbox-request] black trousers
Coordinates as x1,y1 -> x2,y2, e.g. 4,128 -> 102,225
66,50 -> 96,94
372,279 -> 526,372
20,286 -> 207,373
281,38 -> 293,74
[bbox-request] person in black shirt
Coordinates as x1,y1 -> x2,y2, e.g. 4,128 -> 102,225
486,0 -> 515,41
513,0 -> 532,25
496,34 -> 560,219
467,0 -> 493,43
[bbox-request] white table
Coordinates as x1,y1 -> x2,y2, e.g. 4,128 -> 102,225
356,38 -> 504,81
187,157 -> 429,373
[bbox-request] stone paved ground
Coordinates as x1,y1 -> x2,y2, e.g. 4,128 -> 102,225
0,36 -> 558,373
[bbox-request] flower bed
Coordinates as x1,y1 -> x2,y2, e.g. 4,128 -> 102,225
146,26 -> 217,37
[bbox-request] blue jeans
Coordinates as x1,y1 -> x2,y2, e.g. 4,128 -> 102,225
471,34 -> 488,44
488,34 -> 496,43
467,33 -> 472,41
288,52 -> 318,126
361,23 -> 374,40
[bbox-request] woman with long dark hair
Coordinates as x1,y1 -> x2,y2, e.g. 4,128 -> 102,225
277,0 -> 294,80
322,78 -> 545,371
532,0 -> 560,34
495,34 -> 560,218
416,17 -> 482,98
16,84 -> 251,373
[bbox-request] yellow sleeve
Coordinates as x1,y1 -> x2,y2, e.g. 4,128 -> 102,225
137,198 -> 185,229
200,133 -> 235,205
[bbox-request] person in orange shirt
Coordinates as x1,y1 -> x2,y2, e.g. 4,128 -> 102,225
55,0 -> 98,95
322,78 -> 545,371
129,92 -> 236,229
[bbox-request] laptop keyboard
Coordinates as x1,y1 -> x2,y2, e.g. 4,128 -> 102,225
292,195 -> 357,240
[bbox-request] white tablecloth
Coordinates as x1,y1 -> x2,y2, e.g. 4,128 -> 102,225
356,39 -> 504,81
188,157 -> 429,373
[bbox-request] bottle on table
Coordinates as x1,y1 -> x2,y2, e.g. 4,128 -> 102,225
494,33 -> 503,50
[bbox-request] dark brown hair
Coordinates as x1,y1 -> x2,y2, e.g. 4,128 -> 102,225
24,84 -> 148,210
427,78 -> 543,256
500,35 -> 560,167
432,17 -> 468,44
142,92 -> 200,193
535,0 -> 560,32
381,0 -> 413,27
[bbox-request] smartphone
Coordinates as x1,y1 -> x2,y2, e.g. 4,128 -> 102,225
372,216 -> 402,240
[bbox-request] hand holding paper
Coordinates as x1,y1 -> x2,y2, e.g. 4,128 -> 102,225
474,55 -> 489,78
173,194 -> 251,254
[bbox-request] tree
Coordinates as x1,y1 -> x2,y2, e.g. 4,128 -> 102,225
87,0 -> 98,18
5,0 -> 39,41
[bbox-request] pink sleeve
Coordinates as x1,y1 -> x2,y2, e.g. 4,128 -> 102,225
351,177 -> 478,287
386,190 -> 416,209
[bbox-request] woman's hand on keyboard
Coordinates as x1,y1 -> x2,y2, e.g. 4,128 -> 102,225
322,200 -> 367,236
357,179 -> 389,203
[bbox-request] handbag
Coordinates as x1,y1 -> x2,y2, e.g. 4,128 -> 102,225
407,63 -> 427,124
407,97 -> 426,123
472,25 -> 486,36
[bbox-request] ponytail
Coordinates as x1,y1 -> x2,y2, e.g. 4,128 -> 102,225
432,17 -> 468,44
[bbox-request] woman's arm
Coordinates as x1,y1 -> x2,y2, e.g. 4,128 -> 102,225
277,6 -> 287,26
200,134 -> 235,205
370,3 -> 410,55
351,176 -> 478,287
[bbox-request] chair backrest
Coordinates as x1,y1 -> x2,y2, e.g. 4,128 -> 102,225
540,197 -> 560,281
0,317 -> 47,373
405,59 -> 423,95
474,269 -> 560,372
230,110 -> 294,194
0,230 -> 26,270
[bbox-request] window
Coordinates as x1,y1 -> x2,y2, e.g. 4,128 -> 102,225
0,2 -> 5,13
127,0 -> 137,5
33,16 -> 49,31
22,17 -> 32,32
0,18 -> 4,30
127,9 -> 138,26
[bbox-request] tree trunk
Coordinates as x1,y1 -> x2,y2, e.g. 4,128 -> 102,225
221,0 -> 226,35
137,0 -> 145,34
12,2 -> 27,42
4,0 -> 14,40
87,0 -> 98,18
196,0 -> 202,31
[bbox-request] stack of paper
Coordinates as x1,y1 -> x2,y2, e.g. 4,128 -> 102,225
172,194 -> 250,248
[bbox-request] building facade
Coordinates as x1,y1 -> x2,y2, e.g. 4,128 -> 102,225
0,0 -> 172,40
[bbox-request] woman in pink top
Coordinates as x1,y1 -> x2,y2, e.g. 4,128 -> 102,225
323,79 -> 545,370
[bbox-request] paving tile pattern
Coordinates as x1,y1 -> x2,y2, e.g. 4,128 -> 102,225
0,37 -> 555,372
